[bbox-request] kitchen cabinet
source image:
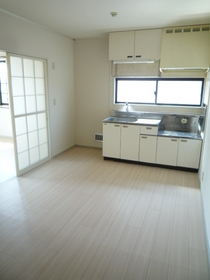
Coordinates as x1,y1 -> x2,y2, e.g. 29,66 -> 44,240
177,138 -> 202,169
109,29 -> 162,61
121,124 -> 140,161
135,29 -> 162,60
109,31 -> 135,61
103,123 -> 121,158
139,135 -> 157,163
156,137 -> 179,166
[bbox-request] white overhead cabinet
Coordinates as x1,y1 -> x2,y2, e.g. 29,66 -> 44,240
109,31 -> 135,61
177,138 -> 202,169
103,123 -> 121,158
121,124 -> 140,161
156,137 -> 179,166
160,25 -> 210,70
134,29 -> 162,60
109,29 -> 162,61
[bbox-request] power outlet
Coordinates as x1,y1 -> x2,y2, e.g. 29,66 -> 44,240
202,172 -> 204,181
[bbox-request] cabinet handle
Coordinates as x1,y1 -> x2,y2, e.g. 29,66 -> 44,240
146,127 -> 152,130
127,55 -> 133,58
136,55 -> 141,58
141,136 -> 147,139
181,139 -> 187,142
171,139 -> 177,142
114,125 -> 120,127
123,126 -> 128,128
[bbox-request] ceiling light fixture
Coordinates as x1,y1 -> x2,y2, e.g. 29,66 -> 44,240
110,12 -> 118,17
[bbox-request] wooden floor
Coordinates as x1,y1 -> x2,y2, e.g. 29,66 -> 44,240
0,146 -> 209,280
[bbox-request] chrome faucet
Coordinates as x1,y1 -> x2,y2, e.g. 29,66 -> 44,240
125,102 -> 129,112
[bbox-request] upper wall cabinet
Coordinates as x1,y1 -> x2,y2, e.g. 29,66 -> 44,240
160,25 -> 210,70
109,31 -> 135,61
109,29 -> 162,61
135,29 -> 162,61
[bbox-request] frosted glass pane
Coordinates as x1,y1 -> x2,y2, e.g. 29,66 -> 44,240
38,113 -> 46,129
35,61 -> 44,78
23,59 -> 34,77
13,97 -> 25,116
16,134 -> 28,153
25,78 -> 35,95
40,143 -> 48,160
12,77 -> 24,96
29,147 -> 39,164
15,117 -> 27,135
26,96 -> 36,113
35,78 -> 45,95
28,131 -> 38,148
36,96 -> 45,111
10,57 -> 23,77
27,115 -> 37,132
39,128 -> 47,144
18,151 -> 29,170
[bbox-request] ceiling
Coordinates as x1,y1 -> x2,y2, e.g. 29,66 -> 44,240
0,0 -> 210,39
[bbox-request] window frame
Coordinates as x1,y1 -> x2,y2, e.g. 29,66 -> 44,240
115,77 -> 204,107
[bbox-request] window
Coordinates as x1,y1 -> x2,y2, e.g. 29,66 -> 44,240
0,59 -> 9,105
115,78 -> 204,106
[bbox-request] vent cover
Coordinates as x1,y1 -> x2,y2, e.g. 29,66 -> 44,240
165,25 -> 210,34
94,133 -> 103,142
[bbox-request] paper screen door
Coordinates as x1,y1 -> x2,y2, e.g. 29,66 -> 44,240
7,54 -> 50,176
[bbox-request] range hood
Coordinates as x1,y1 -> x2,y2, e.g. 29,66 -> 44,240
160,25 -> 210,72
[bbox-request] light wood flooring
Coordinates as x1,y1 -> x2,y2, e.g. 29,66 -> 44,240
0,146 -> 209,280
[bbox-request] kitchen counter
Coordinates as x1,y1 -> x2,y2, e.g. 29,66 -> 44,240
158,130 -> 202,140
103,116 -> 161,126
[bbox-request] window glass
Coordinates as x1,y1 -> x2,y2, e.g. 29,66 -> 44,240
157,80 -> 203,106
0,60 -> 9,105
116,79 -> 156,103
115,78 -> 203,106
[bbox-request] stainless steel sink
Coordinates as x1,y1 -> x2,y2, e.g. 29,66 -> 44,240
106,117 -> 138,123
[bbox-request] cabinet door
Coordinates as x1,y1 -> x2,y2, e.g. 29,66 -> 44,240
121,125 -> 140,161
103,123 -> 121,158
139,135 -> 157,163
177,139 -> 202,169
109,31 -> 135,60
156,137 -> 178,166
135,29 -> 162,60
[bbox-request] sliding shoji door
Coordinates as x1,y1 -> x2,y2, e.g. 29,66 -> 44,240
7,54 -> 50,176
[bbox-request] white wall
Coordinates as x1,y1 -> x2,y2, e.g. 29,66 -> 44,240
74,38 -> 110,148
199,71 -> 210,265
0,108 -> 12,137
0,11 -> 75,157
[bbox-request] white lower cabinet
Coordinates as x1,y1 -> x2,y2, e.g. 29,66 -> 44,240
103,122 -> 202,170
103,123 -> 121,158
156,137 -> 179,166
177,138 -> 202,169
139,135 -> 157,163
121,125 -> 140,161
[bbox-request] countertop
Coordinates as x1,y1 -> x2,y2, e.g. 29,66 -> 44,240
158,130 -> 202,140
103,116 -> 161,126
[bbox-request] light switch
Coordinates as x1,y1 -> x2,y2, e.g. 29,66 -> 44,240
52,62 -> 55,70
53,98 -> 56,105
